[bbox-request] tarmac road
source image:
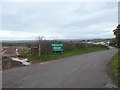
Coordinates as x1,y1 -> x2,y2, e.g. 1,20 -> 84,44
2,48 -> 118,88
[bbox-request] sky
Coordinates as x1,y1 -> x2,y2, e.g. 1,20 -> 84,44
0,1 -> 118,40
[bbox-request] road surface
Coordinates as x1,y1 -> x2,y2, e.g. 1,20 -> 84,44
2,48 -> 118,88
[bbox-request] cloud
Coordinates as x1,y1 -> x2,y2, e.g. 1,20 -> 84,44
1,2 -> 118,40
1,0 -> 119,2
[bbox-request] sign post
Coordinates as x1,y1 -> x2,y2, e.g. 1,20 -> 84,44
51,44 -> 64,52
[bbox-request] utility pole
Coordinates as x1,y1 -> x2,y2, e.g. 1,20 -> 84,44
37,36 -> 43,56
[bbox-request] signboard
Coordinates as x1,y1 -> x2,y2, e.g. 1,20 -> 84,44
51,44 -> 64,51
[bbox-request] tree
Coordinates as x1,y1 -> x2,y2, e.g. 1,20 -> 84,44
110,38 -> 118,46
113,24 -> 120,47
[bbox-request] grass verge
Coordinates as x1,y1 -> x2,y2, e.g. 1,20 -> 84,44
111,50 -> 120,86
22,47 -> 107,62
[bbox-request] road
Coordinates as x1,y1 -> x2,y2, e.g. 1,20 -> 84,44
2,48 -> 118,88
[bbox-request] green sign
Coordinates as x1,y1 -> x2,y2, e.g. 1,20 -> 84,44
51,44 -> 64,51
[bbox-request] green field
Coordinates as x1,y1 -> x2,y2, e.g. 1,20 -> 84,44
111,50 -> 120,87
22,47 -> 107,62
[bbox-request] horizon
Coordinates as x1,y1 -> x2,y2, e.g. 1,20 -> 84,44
2,38 -> 113,41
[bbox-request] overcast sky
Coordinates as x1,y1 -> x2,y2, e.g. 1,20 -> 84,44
1,2 -> 118,40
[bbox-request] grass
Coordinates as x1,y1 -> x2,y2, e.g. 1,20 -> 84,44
111,50 -> 120,86
22,47 -> 107,62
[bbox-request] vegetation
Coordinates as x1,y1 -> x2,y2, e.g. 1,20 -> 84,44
22,47 -> 107,61
112,24 -> 120,47
110,24 -> 120,87
111,51 -> 120,86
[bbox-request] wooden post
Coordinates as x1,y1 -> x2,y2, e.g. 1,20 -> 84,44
37,36 -> 43,56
